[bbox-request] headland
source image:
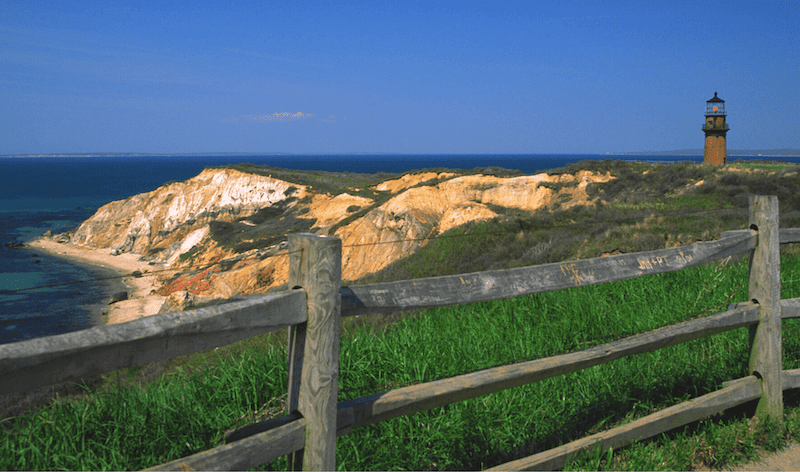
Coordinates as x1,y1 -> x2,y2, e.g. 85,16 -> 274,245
21,158 -> 800,330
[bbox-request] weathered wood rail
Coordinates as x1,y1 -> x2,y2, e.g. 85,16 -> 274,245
2,195 -> 800,470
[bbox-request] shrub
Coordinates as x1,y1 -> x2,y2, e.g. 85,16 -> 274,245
178,245 -> 203,262
631,233 -> 664,252
538,180 -> 578,191
734,193 -> 750,208
698,183 -> 718,195
719,173 -> 741,186
248,206 -> 283,225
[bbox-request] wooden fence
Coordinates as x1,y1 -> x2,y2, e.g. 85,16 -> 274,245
3,195 -> 800,470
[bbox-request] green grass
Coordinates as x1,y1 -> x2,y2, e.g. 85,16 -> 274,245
352,159 -> 800,285
5,159 -> 800,470
609,201 -> 667,211
182,159 -> 800,283
4,251 -> 800,470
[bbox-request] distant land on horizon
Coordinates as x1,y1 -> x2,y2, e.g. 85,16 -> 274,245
606,148 -> 800,157
2,149 -> 800,158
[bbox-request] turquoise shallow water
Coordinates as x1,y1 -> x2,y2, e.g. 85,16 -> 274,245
3,153 -> 790,345
1,154 -> 596,343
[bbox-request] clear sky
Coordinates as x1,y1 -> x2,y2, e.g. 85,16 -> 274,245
2,1 -> 798,155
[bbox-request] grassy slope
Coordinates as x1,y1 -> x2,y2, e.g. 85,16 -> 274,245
3,159 -> 800,470
4,255 -> 800,470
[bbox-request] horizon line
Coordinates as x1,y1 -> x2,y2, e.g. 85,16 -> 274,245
2,149 -> 800,158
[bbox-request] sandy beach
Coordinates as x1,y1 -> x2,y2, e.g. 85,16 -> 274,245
26,238 -> 167,325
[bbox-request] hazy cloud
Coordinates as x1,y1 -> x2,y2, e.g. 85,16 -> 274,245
248,112 -> 316,122
219,112 -> 316,123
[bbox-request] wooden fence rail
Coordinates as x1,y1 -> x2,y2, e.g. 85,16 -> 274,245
340,226 -> 800,317
2,195 -> 800,470
340,228 -> 757,316
0,290 -> 307,396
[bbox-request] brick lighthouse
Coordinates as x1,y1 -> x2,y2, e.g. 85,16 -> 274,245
703,92 -> 729,165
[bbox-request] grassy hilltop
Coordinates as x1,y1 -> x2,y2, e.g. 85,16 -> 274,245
3,159 -> 800,471
354,158 -> 800,283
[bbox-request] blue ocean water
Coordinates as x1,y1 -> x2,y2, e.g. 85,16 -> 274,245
0,153 -> 792,345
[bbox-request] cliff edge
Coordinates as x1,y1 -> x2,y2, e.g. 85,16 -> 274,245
39,165 -> 614,318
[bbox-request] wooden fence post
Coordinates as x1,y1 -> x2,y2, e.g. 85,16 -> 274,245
286,233 -> 342,470
748,195 -> 783,425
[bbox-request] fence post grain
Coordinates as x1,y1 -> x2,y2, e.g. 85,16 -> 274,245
286,233 -> 342,470
748,195 -> 783,424
286,301 -> 306,471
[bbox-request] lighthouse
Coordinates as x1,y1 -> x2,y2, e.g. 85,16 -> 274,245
703,92 -> 729,165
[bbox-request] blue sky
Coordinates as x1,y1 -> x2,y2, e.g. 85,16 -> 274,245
1,1 -> 798,155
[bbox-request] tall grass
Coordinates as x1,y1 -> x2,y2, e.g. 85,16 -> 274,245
3,252 -> 800,470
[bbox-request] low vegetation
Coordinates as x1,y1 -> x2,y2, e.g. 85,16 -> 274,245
207,163 -> 525,253
354,159 -> 800,284
3,159 -> 800,470
218,163 -> 400,200
219,163 -> 521,199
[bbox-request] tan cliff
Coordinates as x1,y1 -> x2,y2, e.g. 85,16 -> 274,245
39,166 -> 614,319
335,170 -> 610,280
334,171 -> 612,280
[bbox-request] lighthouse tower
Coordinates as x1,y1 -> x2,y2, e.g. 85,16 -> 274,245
703,92 -> 729,165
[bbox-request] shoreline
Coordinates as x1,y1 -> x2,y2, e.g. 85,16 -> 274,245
25,238 -> 167,325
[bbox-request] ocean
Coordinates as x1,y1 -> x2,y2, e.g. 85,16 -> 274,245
0,153 -> 792,345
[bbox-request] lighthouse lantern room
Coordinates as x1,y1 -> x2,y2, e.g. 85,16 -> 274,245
703,92 -> 729,165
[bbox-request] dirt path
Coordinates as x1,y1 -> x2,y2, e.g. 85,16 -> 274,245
726,442 -> 800,471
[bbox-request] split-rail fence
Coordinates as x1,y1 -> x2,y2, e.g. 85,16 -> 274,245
3,195 -> 800,470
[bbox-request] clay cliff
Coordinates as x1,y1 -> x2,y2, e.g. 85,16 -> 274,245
53,166 -> 614,311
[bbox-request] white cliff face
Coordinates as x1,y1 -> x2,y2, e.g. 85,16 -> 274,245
161,170 -> 297,232
166,226 -> 210,265
70,168 -> 305,256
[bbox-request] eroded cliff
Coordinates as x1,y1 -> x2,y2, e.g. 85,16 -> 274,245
56,166 -> 614,310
